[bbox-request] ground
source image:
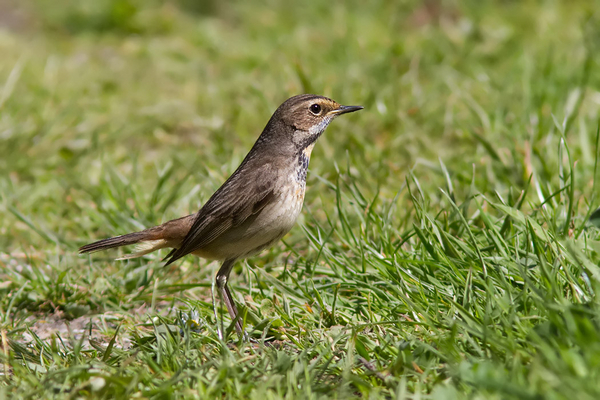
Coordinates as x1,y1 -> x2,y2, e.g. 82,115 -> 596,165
1,0 -> 600,399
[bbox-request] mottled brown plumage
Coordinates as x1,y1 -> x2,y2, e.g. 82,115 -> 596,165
79,94 -> 362,338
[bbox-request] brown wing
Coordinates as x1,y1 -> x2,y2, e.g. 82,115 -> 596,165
164,162 -> 276,266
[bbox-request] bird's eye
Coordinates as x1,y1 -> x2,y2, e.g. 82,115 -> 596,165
309,104 -> 322,115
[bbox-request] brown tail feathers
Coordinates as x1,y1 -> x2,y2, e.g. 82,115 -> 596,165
79,214 -> 195,260
79,229 -> 171,260
79,231 -> 151,254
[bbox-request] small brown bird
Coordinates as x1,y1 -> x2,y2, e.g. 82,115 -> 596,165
79,94 -> 362,337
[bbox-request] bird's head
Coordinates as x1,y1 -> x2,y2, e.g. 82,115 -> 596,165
267,94 -> 363,151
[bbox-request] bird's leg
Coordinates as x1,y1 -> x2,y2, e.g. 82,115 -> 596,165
215,259 -> 246,339
211,277 -> 222,340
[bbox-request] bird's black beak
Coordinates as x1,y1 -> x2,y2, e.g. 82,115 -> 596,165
329,105 -> 364,116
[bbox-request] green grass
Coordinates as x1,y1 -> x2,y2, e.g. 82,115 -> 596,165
1,0 -> 600,398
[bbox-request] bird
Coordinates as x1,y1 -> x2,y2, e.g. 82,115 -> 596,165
79,94 -> 363,338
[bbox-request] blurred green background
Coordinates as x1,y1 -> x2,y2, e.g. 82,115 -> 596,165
1,0 -> 600,398
2,0 -> 598,248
